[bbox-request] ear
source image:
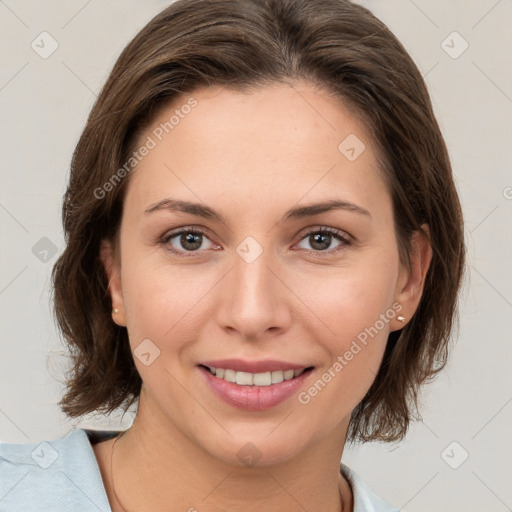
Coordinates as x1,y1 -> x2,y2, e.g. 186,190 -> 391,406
100,239 -> 126,327
392,224 -> 432,331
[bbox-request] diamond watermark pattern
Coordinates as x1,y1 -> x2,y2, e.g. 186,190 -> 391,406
441,441 -> 469,469
133,338 -> 161,366
31,237 -> 58,263
31,441 -> 59,469
236,236 -> 263,264
237,442 -> 263,466
31,32 -> 59,59
441,31 -> 469,59
338,134 -> 366,162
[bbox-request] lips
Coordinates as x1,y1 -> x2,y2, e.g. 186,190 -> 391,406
199,358 -> 311,374
197,361 -> 314,411
202,366 -> 308,386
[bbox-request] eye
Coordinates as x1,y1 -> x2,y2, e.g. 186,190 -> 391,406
160,226 -> 352,257
295,227 -> 351,254
161,228 -> 216,256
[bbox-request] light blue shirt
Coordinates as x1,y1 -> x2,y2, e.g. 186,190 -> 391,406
0,428 -> 398,511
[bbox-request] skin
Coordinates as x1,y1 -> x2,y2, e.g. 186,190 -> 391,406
94,81 -> 432,512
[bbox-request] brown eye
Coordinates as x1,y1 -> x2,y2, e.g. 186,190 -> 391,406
296,227 -> 351,254
162,228 -> 214,256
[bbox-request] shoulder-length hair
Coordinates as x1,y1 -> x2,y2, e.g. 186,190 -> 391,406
51,0 -> 465,443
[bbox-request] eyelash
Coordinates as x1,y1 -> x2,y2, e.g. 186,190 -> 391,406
159,226 -> 352,258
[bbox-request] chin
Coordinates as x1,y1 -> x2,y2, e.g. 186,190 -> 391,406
210,440 -> 303,468
195,421 -> 319,468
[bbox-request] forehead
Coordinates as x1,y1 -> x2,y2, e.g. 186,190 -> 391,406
146,82 -> 371,160
124,82 -> 388,218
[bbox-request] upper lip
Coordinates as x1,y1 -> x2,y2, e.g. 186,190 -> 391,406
199,359 -> 313,373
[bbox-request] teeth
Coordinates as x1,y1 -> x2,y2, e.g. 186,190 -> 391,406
208,366 -> 307,386
223,369 -> 236,383
253,372 -> 271,386
235,371 -> 253,385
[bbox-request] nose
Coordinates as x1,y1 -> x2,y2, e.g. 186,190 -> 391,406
216,240 -> 292,341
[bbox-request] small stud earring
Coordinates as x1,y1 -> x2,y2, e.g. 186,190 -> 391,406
397,315 -> 405,323
112,308 -> 119,314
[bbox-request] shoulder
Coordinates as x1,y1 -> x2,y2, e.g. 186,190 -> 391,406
0,428 -> 120,512
341,462 -> 399,512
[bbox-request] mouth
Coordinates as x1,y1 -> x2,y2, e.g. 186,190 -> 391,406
198,364 -> 315,386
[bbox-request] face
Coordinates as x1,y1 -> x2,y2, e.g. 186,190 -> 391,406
103,81 -> 429,467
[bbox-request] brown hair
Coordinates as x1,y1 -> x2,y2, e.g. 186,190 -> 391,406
51,0 -> 465,442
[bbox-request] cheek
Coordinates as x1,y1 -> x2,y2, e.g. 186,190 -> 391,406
119,257 -> 201,391
120,249 -> 214,351
120,245 -> 172,336
294,255 -> 398,405
295,254 -> 398,339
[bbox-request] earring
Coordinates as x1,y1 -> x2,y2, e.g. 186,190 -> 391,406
397,315 -> 405,323
112,308 -> 119,314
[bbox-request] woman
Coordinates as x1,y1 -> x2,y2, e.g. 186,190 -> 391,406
0,0 -> 465,510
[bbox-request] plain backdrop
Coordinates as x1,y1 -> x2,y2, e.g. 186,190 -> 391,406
0,1 -> 511,511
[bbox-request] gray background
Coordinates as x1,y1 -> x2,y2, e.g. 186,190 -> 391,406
1,1 -> 511,511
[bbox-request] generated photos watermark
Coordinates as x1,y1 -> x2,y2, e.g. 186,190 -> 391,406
298,302 -> 403,405
93,96 -> 198,200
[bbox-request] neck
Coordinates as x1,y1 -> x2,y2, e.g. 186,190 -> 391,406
107,391 -> 352,512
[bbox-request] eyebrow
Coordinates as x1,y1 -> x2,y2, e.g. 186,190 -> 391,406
144,198 -> 371,222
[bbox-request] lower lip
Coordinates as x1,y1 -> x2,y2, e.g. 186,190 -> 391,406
199,366 -> 313,411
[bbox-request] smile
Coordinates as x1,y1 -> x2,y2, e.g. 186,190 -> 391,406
202,365 -> 311,386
